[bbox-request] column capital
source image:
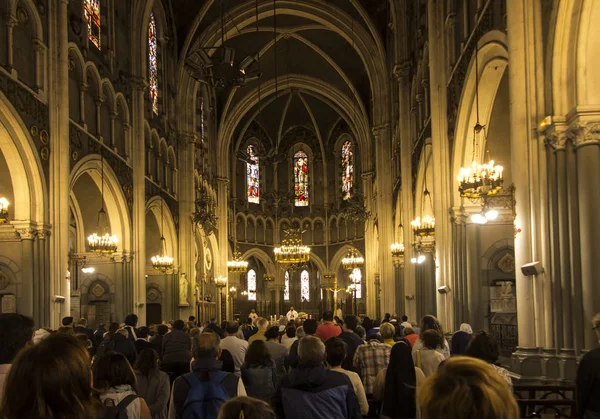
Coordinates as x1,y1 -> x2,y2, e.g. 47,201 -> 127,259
16,228 -> 37,240
372,123 -> 391,136
216,177 -> 229,185
37,229 -> 51,239
542,123 -> 569,151
393,61 -> 412,82
361,170 -> 375,180
569,121 -> 600,149
177,132 -> 197,143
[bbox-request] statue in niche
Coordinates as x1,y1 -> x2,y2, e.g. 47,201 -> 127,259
179,273 -> 189,305
500,281 -> 513,297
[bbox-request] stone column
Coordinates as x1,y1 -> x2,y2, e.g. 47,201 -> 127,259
131,78 -> 147,325
361,171 -> 376,317
573,121 -> 600,350
394,60 -> 417,321
465,222 -> 482,331
48,0 -> 71,327
373,124 -> 395,316
506,0 -> 547,353
178,133 -> 196,320
427,0 -> 454,331
16,227 -> 36,318
216,177 -> 230,318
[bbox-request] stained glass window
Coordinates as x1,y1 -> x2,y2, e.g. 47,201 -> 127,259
247,269 -> 257,301
341,141 -> 353,200
293,151 -> 309,206
284,271 -> 290,301
84,0 -> 101,49
301,270 -> 310,302
247,145 -> 259,203
148,13 -> 158,115
352,268 -> 362,299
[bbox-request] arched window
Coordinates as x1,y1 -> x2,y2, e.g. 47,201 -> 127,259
247,269 -> 257,301
301,270 -> 310,302
352,268 -> 362,299
284,271 -> 290,301
84,0 -> 101,49
341,141 -> 353,200
247,145 -> 259,203
293,151 -> 309,206
148,13 -> 158,115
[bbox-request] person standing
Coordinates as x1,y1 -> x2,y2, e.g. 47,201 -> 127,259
220,321 -> 249,377
273,336 -> 361,419
285,319 -> 318,370
248,318 -> 269,345
338,316 -> 365,372
169,333 -> 246,418
264,327 -> 288,377
73,318 -> 95,345
577,313 -> 600,419
0,313 -> 34,404
241,341 -> 278,402
161,320 -> 192,382
314,311 -> 342,341
326,337 -> 369,416
248,309 -> 258,323
135,349 -> 170,419
353,333 -> 392,395
286,306 -> 299,322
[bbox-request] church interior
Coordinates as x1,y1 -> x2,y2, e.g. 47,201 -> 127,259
0,0 -> 598,385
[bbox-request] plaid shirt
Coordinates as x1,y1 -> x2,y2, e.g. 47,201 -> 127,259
353,341 -> 391,394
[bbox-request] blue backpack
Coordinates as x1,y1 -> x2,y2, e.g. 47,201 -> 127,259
182,370 -> 230,419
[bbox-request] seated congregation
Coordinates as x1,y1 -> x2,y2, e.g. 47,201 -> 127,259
0,311 -> 598,419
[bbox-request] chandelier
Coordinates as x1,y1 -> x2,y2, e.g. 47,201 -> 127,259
274,228 -> 310,270
0,197 -> 9,223
88,155 -> 118,254
214,275 -> 228,288
227,249 -> 248,273
191,184 -> 218,236
390,242 -> 405,267
342,248 -> 364,271
152,198 -> 174,272
339,195 -> 372,223
457,45 -> 503,199
411,215 -> 435,237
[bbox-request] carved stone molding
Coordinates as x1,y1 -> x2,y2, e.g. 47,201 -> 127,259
570,121 -> 600,149
543,124 -> 570,151
16,228 -> 36,240
393,61 -> 412,81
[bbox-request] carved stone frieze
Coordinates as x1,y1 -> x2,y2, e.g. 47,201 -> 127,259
570,121 -> 600,149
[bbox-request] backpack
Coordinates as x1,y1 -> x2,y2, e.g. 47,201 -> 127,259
182,370 -> 230,419
99,394 -> 138,419
96,336 -> 116,358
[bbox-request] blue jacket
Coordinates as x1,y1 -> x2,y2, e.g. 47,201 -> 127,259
273,363 -> 361,419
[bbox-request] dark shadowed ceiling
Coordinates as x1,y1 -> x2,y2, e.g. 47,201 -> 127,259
173,0 -> 390,152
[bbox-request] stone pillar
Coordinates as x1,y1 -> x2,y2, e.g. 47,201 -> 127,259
427,0 -> 454,332
506,0 -> 547,354
131,78 -> 147,325
465,222 -> 482,331
48,0 -> 71,327
178,133 -> 196,320
394,60 -> 416,321
373,124 -> 395,316
16,227 -> 36,318
361,171 -> 376,317
451,212 -> 467,326
216,177 -> 230,318
573,121 -> 600,350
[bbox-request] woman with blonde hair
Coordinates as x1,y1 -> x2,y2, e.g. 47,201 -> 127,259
419,357 -> 519,419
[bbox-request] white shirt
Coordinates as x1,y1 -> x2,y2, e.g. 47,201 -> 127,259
248,312 -> 258,322
401,321 -> 412,329
220,335 -> 249,376
286,310 -> 299,321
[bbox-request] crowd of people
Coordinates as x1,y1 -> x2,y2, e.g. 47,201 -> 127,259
0,308 -> 598,418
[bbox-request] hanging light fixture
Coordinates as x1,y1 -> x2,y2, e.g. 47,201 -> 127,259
274,228 -> 310,271
151,198 -> 174,272
390,242 -> 405,267
88,154 -> 118,254
412,147 -> 435,237
227,247 -> 248,273
0,197 -> 9,223
342,248 -> 364,271
457,46 -> 503,199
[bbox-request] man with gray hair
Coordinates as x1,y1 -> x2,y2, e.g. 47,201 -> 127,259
169,332 -> 246,419
577,313 -> 600,419
273,336 -> 361,419
248,317 -> 269,345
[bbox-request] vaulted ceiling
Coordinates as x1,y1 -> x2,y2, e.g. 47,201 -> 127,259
173,0 -> 390,153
